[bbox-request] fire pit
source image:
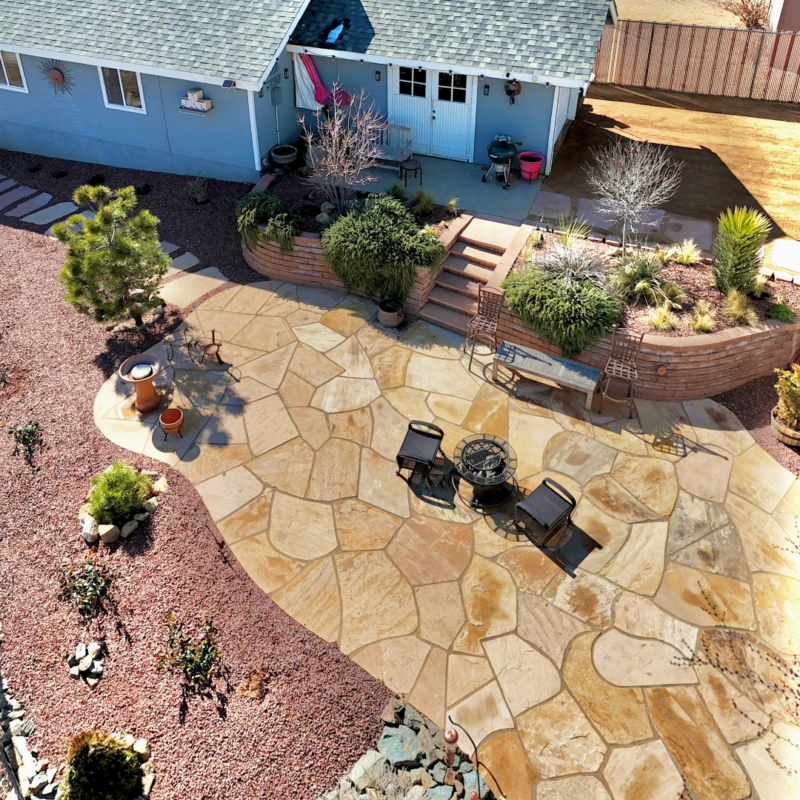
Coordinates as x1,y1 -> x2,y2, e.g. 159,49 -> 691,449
118,353 -> 164,413
452,433 -> 518,510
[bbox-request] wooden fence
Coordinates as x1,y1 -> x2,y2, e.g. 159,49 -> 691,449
594,20 -> 800,102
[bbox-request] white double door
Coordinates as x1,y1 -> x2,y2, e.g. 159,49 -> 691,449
389,66 -> 476,162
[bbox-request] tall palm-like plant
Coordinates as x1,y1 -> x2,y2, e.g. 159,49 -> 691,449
712,206 -> 771,295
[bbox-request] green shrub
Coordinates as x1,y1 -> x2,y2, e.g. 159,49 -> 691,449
187,176 -> 211,205
9,420 -> 42,460
411,189 -> 436,216
648,303 -> 676,331
673,239 -> 702,266
724,289 -> 758,326
690,300 -> 717,333
556,215 -> 590,246
59,552 -> 113,616
503,265 -> 620,357
775,364 -> 800,429
712,206 -> 771,295
386,183 -> 407,203
539,244 -> 608,288
322,195 -> 444,299
766,303 -> 795,322
159,616 -> 221,687
61,731 -> 141,800
88,461 -> 151,526
236,192 -> 300,253
610,252 -> 685,308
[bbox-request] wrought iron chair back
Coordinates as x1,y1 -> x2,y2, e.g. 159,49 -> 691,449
476,285 -> 504,322
608,325 -> 644,366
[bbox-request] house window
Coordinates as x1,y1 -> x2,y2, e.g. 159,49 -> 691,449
99,67 -> 145,112
0,51 -> 27,92
438,73 -> 467,103
399,67 -> 426,98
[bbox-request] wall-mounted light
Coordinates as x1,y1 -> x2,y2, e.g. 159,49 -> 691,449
258,86 -> 264,98
375,71 -> 381,82
483,84 -> 490,95
284,68 -> 289,79
506,72 -> 511,78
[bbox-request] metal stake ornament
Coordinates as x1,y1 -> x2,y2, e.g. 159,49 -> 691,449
446,716 -> 507,800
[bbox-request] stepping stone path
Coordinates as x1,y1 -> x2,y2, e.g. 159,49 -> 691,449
22,201 -> 79,225
169,253 -> 200,271
0,185 -> 36,211
160,241 -> 180,255
0,178 -> 17,192
6,192 -> 52,218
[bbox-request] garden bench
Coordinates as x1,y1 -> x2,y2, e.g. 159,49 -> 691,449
492,341 -> 601,410
376,125 -> 413,172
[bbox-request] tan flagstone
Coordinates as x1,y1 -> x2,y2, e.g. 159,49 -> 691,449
293,322 -> 346,352
289,343 -> 343,387
583,475 -> 659,524
550,391 -> 595,437
307,438 -> 361,501
144,404 -> 210,462
195,465 -> 263,522
472,518 -> 522,557
729,443 -> 796,513
248,437 -> 314,497
243,394 -> 299,456
447,654 -> 495,706
329,407 -> 373,446
268,492 -> 338,560
497,547 -> 562,594
285,309 -> 322,328
603,740 -> 684,800
216,491 -> 273,544
311,377 -> 382,413
333,499 -> 401,550
462,383 -> 509,438
517,593 -> 590,667
543,431 -> 616,486
479,732 -> 537,800
611,453 -> 677,517
288,407 -> 330,450
774,478 -> 800,536
387,517 -> 472,585
672,523 -> 749,581
93,372 -> 134,418
517,690 -> 606,778
327,336 -> 374,378
407,647 -> 448,729
753,572 -> 800,655
646,685 -> 751,800
195,308 -> 254,340
260,283 -> 299,317
430,418 -> 475,459
335,551 -> 417,653
453,556 -> 517,654
564,632 -> 652,744
383,386 -> 435,422
401,321 -> 465,359
358,449 -> 410,518
321,295 -> 377,336
674,444 -> 733,504
593,629 -> 697,686
237,343 -> 296,389
406,353 -> 480,401
448,681 -> 515,754
544,571 -> 620,628
510,413 -> 565,480
409,477 -> 478,525
510,395 -> 555,418
98,418 -> 157,455
737,722 -> 800,799
229,532 -> 303,594
371,346 -> 413,390
271,557 -> 341,642
569,499 -> 630,573
426,394 -> 472,425
203,284 -> 244,311
353,636 -> 431,694
356,323 -> 398,357
221,377 -> 276,406
416,582 -> 466,649
370,396 -> 410,460
176,443 -> 253,484
613,593 -> 698,657
196,404 -> 248,445
173,369 -> 231,412
667,490 -> 731,555
483,633 -> 561,715
278,369 -> 316,407
224,282 -> 280,314
296,286 -> 347,314
683,398 -> 754,456
593,420 -> 649,455
602,520 -> 667,596
696,665 -> 771,744
536,776 -> 611,800
231,315 -> 295,352
655,562 -> 756,629
158,267 -> 229,308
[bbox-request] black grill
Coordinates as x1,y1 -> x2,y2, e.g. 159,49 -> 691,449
452,434 -> 518,510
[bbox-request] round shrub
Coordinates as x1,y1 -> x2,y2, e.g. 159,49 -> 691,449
321,195 -> 444,300
503,265 -> 620,357
236,192 -> 300,253
61,731 -> 141,800
88,461 -> 151,526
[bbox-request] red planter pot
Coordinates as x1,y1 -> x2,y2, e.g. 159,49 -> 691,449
518,151 -> 544,181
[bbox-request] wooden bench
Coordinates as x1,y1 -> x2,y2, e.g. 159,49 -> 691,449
376,124 -> 413,172
492,341 -> 601,410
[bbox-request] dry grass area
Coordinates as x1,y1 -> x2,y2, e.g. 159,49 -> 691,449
615,0 -> 740,26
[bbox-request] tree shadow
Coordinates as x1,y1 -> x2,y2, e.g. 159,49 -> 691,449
177,664 -> 232,725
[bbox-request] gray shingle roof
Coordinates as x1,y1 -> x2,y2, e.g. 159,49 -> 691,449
290,0 -> 611,81
0,0 -> 307,85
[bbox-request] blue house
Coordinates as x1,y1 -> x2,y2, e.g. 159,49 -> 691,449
0,0 -> 616,183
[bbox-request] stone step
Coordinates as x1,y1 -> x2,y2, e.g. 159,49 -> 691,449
458,214 -> 520,254
418,302 -> 471,336
6,193 -> 52,218
22,201 -> 78,225
442,255 -> 494,284
0,186 -> 36,211
436,271 -> 482,298
427,286 -> 477,316
0,179 -> 17,193
450,241 -> 501,268
160,241 -> 180,255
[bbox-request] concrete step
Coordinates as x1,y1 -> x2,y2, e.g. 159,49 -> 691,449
427,287 -> 478,316
450,241 -> 501,268
442,255 -> 494,284
419,302 -> 471,336
436,271 -> 482,298
459,214 -> 520,254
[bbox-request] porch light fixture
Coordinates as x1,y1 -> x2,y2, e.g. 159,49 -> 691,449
483,84 -> 489,95
284,68 -> 289,79
375,71 -> 381,81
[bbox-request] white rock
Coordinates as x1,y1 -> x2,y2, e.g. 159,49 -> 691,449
29,772 -> 48,794
133,738 -> 151,761
316,212 -> 331,223
151,476 -> 168,495
87,642 -> 102,659
35,759 -> 48,773
321,202 -> 336,214
75,643 -> 87,660
98,524 -> 120,543
78,655 -> 93,673
121,520 -> 139,538
349,751 -> 385,791
143,498 -> 158,513
141,773 -> 155,797
133,512 -> 150,522
141,758 -> 156,776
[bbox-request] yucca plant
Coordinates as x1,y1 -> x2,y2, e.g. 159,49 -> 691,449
690,299 -> 716,333
610,252 -> 685,308
775,364 -> 800,430
556,215 -> 590,246
724,288 -> 758,326
712,206 -> 771,295
649,303 -> 677,331
673,238 -> 702,266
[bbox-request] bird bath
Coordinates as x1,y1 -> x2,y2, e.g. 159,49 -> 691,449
119,353 -> 164,413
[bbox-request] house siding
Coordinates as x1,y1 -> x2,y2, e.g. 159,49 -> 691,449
553,86 -> 571,142
473,79 -> 554,168
311,58 -> 388,116
255,49 -> 303,160
0,55 -> 258,182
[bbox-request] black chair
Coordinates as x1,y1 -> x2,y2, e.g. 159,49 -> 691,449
514,478 -> 577,547
396,421 -> 444,479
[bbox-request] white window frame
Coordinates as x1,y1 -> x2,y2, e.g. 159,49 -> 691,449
0,50 -> 29,93
97,66 -> 146,113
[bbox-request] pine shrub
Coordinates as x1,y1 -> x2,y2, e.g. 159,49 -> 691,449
766,302 -> 795,323
712,206 -> 771,295
775,364 -> 800,429
61,732 -> 141,800
88,461 -> 152,526
236,192 -> 300,253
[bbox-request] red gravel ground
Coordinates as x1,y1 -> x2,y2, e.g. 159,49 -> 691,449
0,224 -> 390,799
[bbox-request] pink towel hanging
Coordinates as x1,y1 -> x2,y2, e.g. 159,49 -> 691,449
299,54 -> 352,108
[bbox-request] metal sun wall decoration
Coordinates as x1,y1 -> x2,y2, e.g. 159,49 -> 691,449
39,59 -> 74,94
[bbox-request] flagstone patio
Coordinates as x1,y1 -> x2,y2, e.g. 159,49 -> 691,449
94,280 -> 800,800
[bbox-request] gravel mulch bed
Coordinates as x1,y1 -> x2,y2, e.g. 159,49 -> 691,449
0,224 -> 391,799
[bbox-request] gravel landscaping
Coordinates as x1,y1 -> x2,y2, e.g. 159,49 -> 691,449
0,223 -> 391,799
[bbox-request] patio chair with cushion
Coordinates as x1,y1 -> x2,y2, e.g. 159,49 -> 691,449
396,421 -> 445,479
514,478 -> 577,547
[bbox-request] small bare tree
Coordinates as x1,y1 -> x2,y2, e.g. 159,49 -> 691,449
584,139 -> 683,252
300,83 -> 388,212
717,0 -> 771,29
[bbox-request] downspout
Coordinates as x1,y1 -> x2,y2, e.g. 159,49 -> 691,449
248,89 -> 261,173
275,104 -> 281,145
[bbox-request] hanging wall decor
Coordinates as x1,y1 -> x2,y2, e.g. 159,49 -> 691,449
39,59 -> 74,94
504,80 -> 522,105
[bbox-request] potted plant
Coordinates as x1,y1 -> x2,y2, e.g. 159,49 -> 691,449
772,364 -> 800,447
378,298 -> 404,328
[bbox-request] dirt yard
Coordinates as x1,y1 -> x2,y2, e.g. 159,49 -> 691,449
615,0 -> 740,26
545,84 -> 800,241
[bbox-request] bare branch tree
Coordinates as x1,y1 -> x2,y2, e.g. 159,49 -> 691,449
300,83 -> 388,212
584,139 -> 683,252
718,0 -> 772,29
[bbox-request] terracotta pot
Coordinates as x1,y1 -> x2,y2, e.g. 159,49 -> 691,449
379,298 -> 404,328
119,354 -> 163,413
159,407 -> 184,436
771,406 -> 800,447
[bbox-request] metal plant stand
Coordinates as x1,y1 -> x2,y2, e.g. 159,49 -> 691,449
452,433 -> 518,510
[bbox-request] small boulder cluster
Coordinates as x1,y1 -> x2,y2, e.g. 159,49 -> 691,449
67,642 -> 104,687
320,700 -> 494,800
106,733 -> 156,799
79,471 -> 167,545
316,200 -> 336,224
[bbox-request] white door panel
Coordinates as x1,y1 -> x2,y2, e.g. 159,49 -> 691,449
431,93 -> 473,160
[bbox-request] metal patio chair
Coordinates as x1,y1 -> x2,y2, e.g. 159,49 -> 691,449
396,421 -> 445,480
514,478 -> 577,547
464,285 -> 505,370
600,325 -> 644,418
